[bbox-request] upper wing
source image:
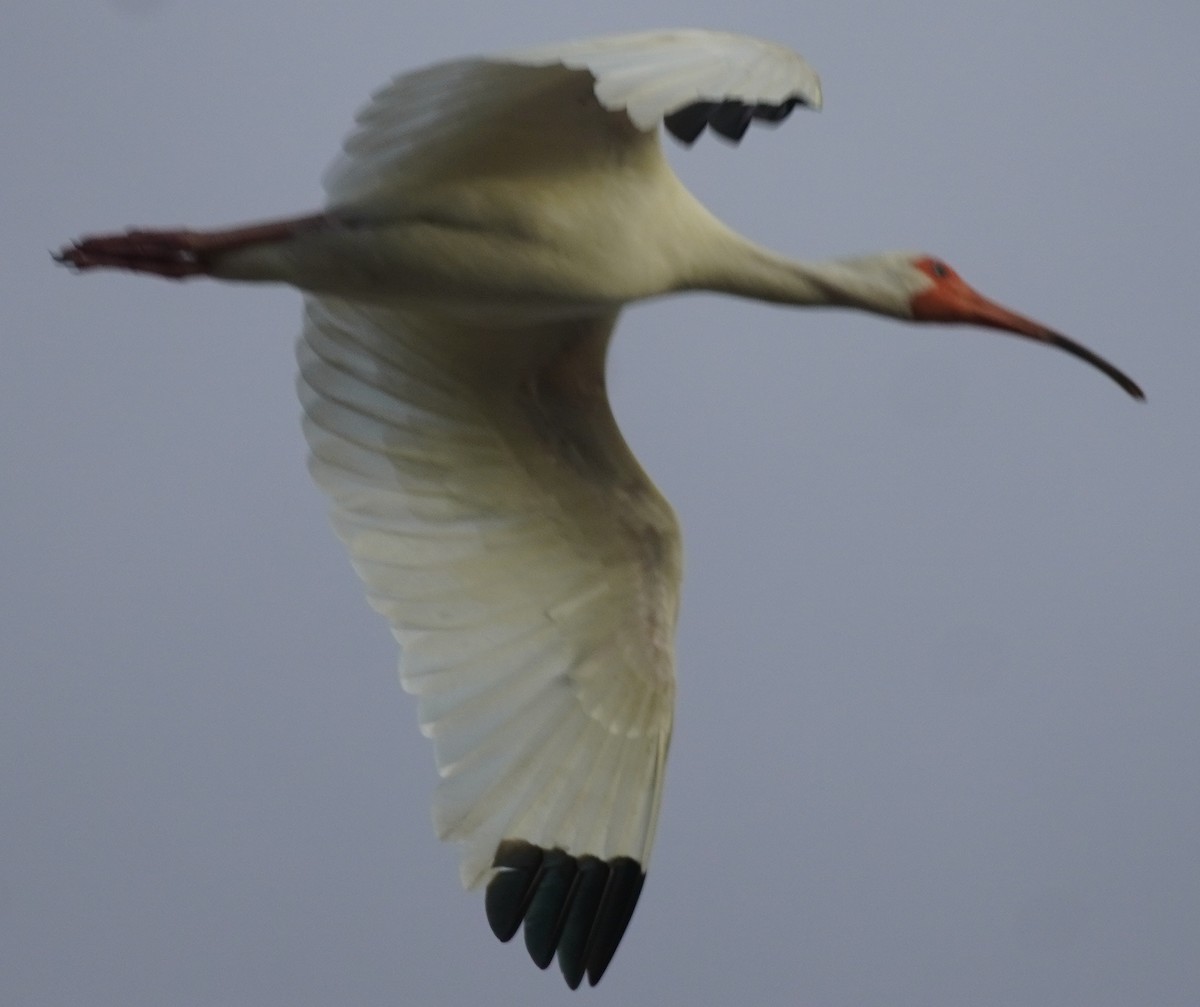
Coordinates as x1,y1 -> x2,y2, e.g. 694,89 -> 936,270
296,296 -> 681,987
506,28 -> 822,140
323,29 -> 821,207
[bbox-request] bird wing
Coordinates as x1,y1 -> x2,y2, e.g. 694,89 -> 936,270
507,28 -> 823,137
323,29 -> 821,207
297,296 -> 681,987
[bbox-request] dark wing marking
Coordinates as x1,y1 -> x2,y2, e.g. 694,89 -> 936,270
665,96 -> 810,145
487,839 -> 647,988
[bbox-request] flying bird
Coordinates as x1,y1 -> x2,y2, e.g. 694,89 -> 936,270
56,29 -> 1143,988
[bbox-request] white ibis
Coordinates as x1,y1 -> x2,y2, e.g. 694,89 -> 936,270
57,29 -> 1143,988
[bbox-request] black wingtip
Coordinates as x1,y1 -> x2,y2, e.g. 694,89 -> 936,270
485,840 -> 544,943
522,848 -> 577,969
485,840 -> 646,987
583,858 -> 645,986
664,96 -> 811,145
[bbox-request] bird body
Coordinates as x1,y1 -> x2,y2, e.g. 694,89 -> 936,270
57,28 -> 1143,989
213,172 -> 710,314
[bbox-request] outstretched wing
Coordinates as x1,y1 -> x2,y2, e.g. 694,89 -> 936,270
296,297 -> 681,987
323,29 -> 821,207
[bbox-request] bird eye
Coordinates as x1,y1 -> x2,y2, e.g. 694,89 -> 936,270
931,260 -> 950,278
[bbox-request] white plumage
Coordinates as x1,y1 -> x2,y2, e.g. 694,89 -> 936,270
57,27 -> 1142,991
295,301 -> 677,894
502,29 -> 822,126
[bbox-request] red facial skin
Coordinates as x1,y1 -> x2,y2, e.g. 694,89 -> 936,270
909,257 -> 1144,400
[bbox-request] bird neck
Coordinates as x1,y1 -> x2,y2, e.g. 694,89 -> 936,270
689,224 -> 913,319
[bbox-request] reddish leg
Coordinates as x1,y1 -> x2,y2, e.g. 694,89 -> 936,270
54,213 -> 331,280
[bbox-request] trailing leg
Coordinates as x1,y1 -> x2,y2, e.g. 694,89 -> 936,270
55,213 -> 331,280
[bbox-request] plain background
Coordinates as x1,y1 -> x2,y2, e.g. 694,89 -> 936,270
4,2 -> 1198,1004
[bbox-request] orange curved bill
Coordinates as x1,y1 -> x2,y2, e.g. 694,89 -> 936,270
912,277 -> 1144,400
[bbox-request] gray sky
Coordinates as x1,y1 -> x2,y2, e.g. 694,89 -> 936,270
5,2 -> 1198,1004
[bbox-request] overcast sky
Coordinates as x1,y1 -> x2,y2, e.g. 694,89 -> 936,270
5,2 -> 1199,1005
